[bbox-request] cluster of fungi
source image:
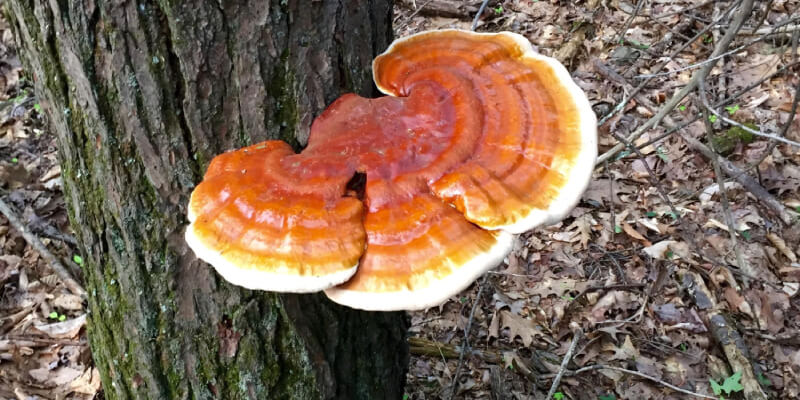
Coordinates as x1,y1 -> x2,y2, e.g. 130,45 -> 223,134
185,30 -> 597,311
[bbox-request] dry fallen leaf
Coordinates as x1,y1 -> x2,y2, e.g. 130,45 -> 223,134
32,314 -> 86,338
500,310 -> 543,347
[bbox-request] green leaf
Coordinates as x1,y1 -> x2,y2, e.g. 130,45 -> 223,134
709,115 -> 718,123
598,395 -> 616,400
725,105 -> 740,115
679,343 -> 687,352
494,6 -> 503,13
665,250 -> 674,259
645,211 -> 657,218
740,230 -> 751,241
553,392 -> 564,400
757,373 -> 771,387
59,314 -> 66,321
795,206 -> 800,213
657,146 -> 669,162
73,255 -> 84,265
34,103 -> 41,112
678,105 -> 686,111
49,311 -> 59,319
709,378 -> 723,395
403,394 -> 410,400
720,371 -> 744,394
614,225 -> 623,234
11,157 -> 18,163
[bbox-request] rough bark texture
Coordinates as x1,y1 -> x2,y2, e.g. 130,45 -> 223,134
6,0 -> 408,398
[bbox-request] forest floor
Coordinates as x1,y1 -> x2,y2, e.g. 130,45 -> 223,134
1,1 -> 800,399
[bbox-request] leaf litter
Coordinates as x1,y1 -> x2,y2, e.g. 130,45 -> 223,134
0,13 -> 97,400
400,0 -> 800,399
2,1 -> 800,399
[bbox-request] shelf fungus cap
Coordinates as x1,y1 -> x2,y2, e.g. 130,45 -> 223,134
185,29 -> 596,310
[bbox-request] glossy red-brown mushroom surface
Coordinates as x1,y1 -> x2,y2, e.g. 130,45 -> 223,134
185,29 -> 596,310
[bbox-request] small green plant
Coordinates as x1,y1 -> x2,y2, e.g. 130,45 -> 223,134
598,395 -> 616,400
493,6 -> 503,14
740,230 -> 751,241
656,146 -> 669,162
553,392 -> 564,400
11,157 -> 18,164
678,105 -> 686,111
665,250 -> 674,259
724,104 -> 740,115
679,343 -> 687,352
33,103 -> 41,113
403,394 -> 410,400
708,115 -> 718,123
709,371 -> 744,399
73,255 -> 84,265
48,311 -> 67,322
614,225 -> 623,234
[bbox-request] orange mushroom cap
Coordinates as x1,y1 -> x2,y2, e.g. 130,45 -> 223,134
185,29 -> 596,310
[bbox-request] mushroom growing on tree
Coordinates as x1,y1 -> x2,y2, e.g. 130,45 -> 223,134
186,29 -> 597,311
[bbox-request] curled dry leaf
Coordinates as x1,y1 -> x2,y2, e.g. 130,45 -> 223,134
32,314 -> 86,338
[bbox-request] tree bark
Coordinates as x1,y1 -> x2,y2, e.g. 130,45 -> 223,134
6,0 -> 407,399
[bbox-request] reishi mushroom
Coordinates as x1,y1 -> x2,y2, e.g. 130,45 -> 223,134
185,29 -> 597,311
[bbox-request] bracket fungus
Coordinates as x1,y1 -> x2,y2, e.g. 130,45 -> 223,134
185,30 -> 597,311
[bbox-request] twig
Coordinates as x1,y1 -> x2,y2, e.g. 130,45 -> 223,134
702,109 -> 800,147
681,135 -> 795,225
597,0 -> 756,165
470,0 -> 491,31
0,197 -> 85,297
560,365 -> 716,399
651,0 -> 714,20
396,0 -> 436,29
615,0 -> 645,45
449,275 -> 487,399
697,80 -> 752,284
597,2 -> 736,127
545,328 -> 582,400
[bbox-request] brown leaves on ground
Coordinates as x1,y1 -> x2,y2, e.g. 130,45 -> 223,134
0,15 -> 97,400
401,0 -> 800,399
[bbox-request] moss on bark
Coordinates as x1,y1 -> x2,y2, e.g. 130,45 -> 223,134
6,0 -> 406,398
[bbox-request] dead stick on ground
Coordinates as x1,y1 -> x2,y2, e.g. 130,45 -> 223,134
681,271 -> 767,400
597,0 -> 756,165
559,365 -> 716,399
449,275 -> 487,399
682,135 -> 796,225
594,59 -> 795,228
0,197 -> 86,298
545,327 -> 582,400
698,80 -> 752,283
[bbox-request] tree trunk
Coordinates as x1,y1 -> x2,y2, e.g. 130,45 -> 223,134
6,0 -> 407,398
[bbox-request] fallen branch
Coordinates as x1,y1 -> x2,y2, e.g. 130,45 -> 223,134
408,336 -> 502,364
682,271 -> 767,400
697,81 -> 752,283
597,0 -> 756,165
0,197 -> 85,297
681,135 -> 795,225
558,364 -> 716,399
545,328 -> 582,400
